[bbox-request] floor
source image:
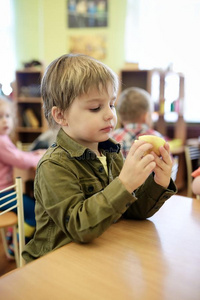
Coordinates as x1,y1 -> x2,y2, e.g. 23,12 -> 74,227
0,187 -> 188,278
0,233 -> 16,277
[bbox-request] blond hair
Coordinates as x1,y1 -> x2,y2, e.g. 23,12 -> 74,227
0,95 -> 16,137
41,53 -> 119,127
117,87 -> 152,123
0,95 -> 14,116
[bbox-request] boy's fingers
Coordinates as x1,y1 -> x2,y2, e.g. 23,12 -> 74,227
164,142 -> 170,152
129,140 -> 153,157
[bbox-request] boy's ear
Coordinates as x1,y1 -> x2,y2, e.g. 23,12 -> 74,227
144,111 -> 153,127
51,106 -> 68,126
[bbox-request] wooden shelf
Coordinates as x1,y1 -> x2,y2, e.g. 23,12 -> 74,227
16,67 -> 42,73
16,97 -> 43,103
15,68 -> 47,143
16,127 -> 44,133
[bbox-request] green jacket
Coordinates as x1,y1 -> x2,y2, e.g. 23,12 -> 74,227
23,128 -> 177,262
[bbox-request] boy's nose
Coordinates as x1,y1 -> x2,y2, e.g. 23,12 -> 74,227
104,107 -> 114,120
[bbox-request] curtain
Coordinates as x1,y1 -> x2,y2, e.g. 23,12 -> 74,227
125,0 -> 200,122
0,0 -> 16,95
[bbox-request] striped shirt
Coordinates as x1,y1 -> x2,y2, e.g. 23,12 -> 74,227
110,123 -> 163,158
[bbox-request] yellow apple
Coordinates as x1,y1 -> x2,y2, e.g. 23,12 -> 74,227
138,135 -> 166,156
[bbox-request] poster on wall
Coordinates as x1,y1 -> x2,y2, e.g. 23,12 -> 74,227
67,0 -> 108,28
69,34 -> 107,59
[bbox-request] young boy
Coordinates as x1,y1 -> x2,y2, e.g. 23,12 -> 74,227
22,54 -> 177,262
111,87 -> 164,158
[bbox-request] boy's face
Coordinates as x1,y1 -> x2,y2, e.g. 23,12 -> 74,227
0,103 -> 13,135
62,83 -> 117,153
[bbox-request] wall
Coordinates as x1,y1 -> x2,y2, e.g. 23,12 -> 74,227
13,0 -> 40,67
13,0 -> 127,74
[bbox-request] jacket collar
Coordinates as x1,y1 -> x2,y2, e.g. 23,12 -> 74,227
56,128 -> 121,159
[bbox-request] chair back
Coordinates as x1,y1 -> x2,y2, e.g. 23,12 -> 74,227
184,146 -> 200,197
0,177 -> 25,267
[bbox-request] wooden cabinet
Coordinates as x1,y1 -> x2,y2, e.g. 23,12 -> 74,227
15,68 -> 47,144
119,69 -> 186,142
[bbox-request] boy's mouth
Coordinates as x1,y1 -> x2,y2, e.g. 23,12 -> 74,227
101,126 -> 113,133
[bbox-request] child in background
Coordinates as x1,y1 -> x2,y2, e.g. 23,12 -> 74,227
0,96 -> 45,258
111,87 -> 178,181
22,54 -> 177,263
111,87 -> 164,158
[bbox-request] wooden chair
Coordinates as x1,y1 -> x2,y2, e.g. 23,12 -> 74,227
191,167 -> 200,200
0,177 -> 25,267
184,145 -> 200,197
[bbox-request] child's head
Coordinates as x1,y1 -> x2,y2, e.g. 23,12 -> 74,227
117,87 -> 152,126
0,96 -> 14,136
41,53 -> 119,127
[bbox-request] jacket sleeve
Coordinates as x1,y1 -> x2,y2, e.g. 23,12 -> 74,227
123,174 -> 177,220
0,137 -> 42,169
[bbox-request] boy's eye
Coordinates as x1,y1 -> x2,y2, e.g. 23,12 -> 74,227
90,107 -> 101,112
110,104 -> 115,109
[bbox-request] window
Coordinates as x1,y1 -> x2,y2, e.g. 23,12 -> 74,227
125,0 -> 200,123
0,0 -> 16,95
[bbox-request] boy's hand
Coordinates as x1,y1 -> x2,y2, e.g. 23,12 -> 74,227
119,140 -> 156,193
151,142 -> 172,189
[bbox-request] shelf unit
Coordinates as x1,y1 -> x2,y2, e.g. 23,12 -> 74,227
119,69 -> 187,191
15,68 -> 47,144
119,69 -> 186,142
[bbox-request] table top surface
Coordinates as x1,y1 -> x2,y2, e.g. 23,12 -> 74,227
0,195 -> 200,300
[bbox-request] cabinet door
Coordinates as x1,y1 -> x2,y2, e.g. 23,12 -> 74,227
16,70 -> 42,98
120,70 -> 149,91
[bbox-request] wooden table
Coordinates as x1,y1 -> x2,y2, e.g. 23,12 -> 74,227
0,195 -> 200,300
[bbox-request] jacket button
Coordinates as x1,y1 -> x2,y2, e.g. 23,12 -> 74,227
51,142 -> 57,147
98,166 -> 104,173
88,185 -> 94,192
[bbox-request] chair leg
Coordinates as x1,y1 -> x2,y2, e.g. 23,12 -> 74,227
0,228 -> 9,254
0,228 -> 14,260
187,189 -> 192,198
13,225 -> 19,267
